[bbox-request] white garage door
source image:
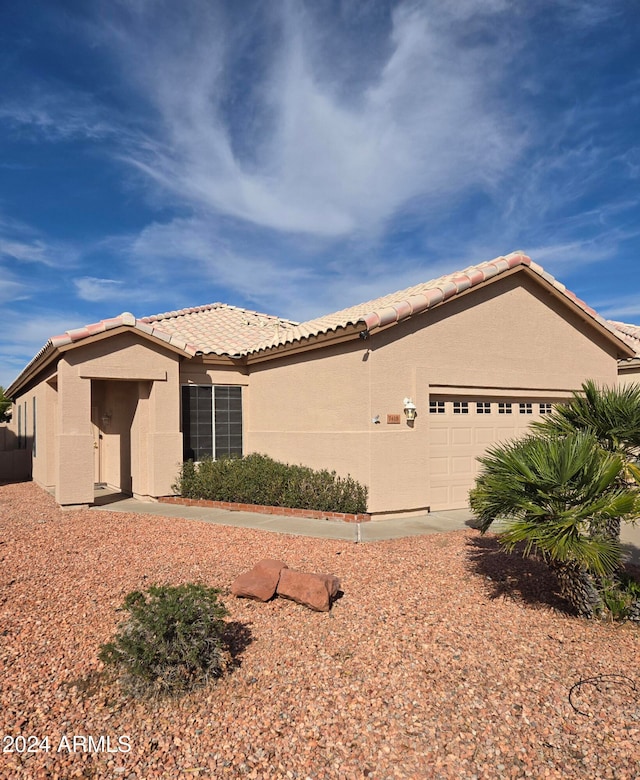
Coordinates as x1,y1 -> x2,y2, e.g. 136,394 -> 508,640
428,397 -> 555,511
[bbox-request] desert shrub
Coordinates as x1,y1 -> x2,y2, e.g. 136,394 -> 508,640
177,458 -> 198,497
99,583 -> 229,697
601,573 -> 640,621
173,453 -> 368,514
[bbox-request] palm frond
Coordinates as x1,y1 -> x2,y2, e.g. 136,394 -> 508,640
469,430 -> 638,575
499,517 -> 621,576
533,380 -> 640,457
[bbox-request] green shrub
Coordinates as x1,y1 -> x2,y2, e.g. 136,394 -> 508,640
99,583 -> 229,697
173,453 -> 368,514
601,573 -> 640,621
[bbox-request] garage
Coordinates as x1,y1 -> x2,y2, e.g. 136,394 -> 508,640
427,393 -> 560,511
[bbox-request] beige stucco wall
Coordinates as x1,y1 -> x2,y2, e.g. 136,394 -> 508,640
248,339 -> 371,488
618,364 -> 640,388
36,330 -> 185,504
247,272 -> 623,514
3,362 -> 58,487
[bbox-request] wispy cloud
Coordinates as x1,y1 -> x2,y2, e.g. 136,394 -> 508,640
0,279 -> 29,306
126,215 -> 465,320
0,312 -> 87,389
0,214 -> 81,268
525,238 -> 622,271
0,92 -> 117,143
95,0 -> 526,238
2,0 -> 638,345
128,216 -> 326,316
592,295 -> 640,323
0,237 -> 48,264
74,276 -> 137,303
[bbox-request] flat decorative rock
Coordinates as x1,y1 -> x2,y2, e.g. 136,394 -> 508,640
231,559 -> 288,602
276,569 -> 341,612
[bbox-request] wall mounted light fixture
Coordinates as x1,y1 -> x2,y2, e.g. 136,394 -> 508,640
403,398 -> 417,421
101,411 -> 112,426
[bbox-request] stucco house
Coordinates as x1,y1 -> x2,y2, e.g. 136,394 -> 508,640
4,251 -> 636,515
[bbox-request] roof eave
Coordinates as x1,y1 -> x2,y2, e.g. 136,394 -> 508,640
6,324 -> 196,399
245,262 -> 635,363
5,343 -> 57,399
618,356 -> 640,370
244,322 -> 367,363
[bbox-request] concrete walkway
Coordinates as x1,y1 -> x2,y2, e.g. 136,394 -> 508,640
90,491 -> 477,542
90,490 -> 640,562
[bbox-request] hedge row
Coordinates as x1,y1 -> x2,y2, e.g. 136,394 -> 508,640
173,453 -> 368,515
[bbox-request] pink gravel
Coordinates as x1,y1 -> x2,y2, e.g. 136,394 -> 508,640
1,481 -> 639,780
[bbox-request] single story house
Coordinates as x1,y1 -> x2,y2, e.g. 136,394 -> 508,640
4,252 -> 637,515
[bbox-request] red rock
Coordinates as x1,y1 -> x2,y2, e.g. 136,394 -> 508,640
276,569 -> 341,612
231,559 -> 288,602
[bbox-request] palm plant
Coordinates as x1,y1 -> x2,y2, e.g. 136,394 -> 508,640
469,431 -> 639,617
533,380 -> 640,483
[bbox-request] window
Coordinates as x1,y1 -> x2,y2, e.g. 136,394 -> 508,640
453,401 -> 468,414
519,403 -> 533,414
476,402 -> 491,414
17,404 -> 22,448
429,400 -> 445,414
32,397 -> 36,457
539,403 -> 552,414
498,402 -> 512,414
181,385 -> 242,461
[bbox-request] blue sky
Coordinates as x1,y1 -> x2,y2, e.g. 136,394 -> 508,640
1,0 -> 639,390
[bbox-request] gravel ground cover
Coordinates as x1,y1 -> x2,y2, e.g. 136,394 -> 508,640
1,481 -> 639,780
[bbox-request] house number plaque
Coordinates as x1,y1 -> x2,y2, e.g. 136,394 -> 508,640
387,414 -> 401,424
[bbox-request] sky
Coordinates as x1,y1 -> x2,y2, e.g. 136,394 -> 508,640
1,0 -> 639,390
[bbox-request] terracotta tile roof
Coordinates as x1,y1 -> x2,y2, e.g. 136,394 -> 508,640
607,320 -> 640,358
244,251 -> 618,353
7,251 -> 634,397
6,312 -> 203,395
140,303 -> 298,356
48,312 -> 200,356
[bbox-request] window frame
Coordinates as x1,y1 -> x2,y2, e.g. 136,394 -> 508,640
181,384 -> 243,462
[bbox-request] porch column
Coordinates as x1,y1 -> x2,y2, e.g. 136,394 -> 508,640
55,358 -> 94,506
132,363 -> 182,499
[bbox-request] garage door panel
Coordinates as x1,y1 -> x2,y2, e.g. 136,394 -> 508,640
429,486 -> 450,507
476,426 -> 520,444
428,396 -> 556,511
430,428 -> 449,445
476,428 -> 497,444
452,485 -> 472,506
452,428 -> 472,445
452,456 -> 473,474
